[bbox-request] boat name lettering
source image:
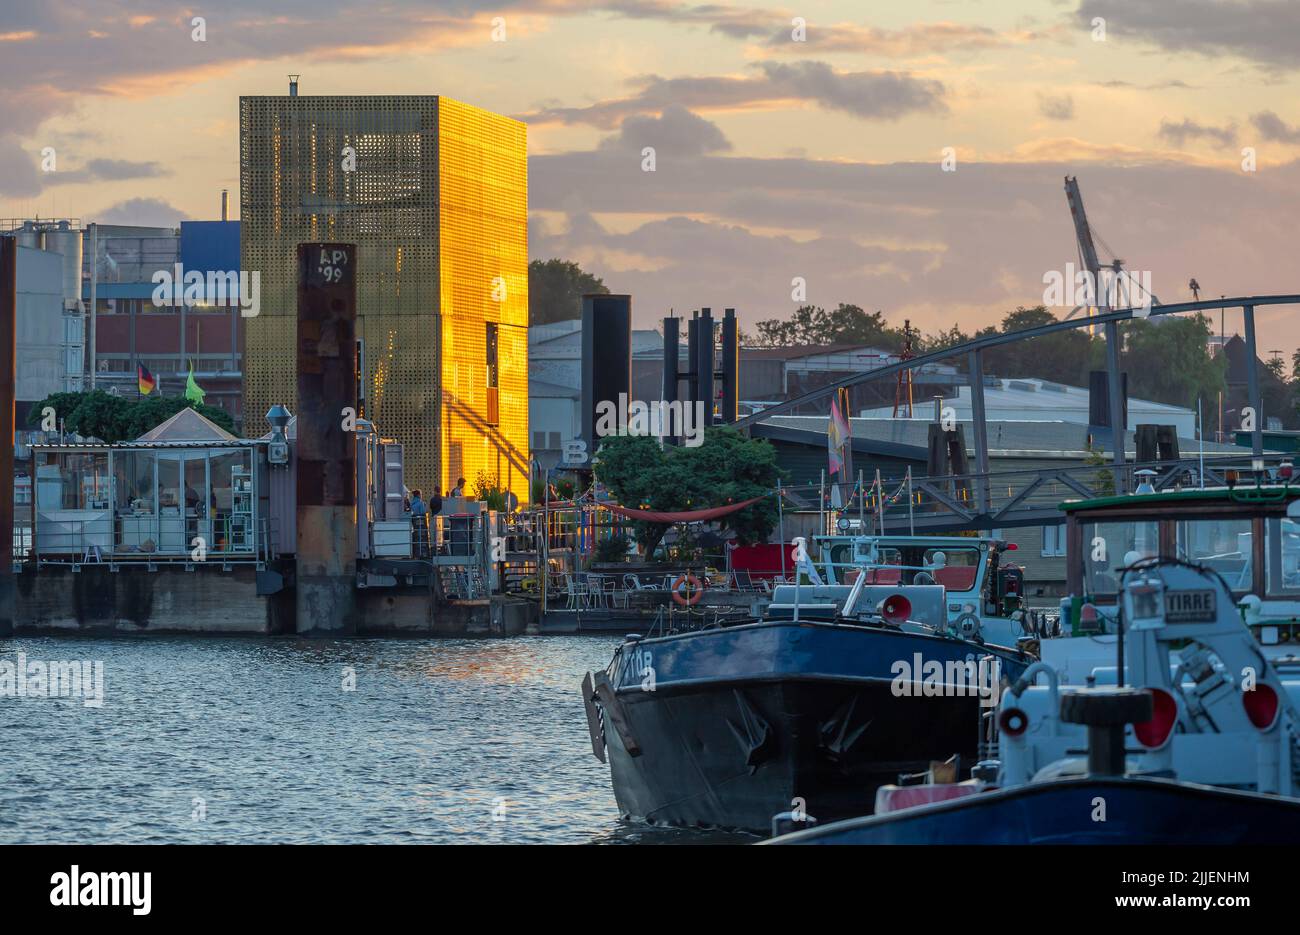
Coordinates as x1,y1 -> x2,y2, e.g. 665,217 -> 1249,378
1164,589 -> 1216,623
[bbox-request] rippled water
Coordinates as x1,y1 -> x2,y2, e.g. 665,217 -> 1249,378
0,635 -> 751,844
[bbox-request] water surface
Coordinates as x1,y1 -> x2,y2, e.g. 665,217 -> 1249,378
0,635 -> 751,844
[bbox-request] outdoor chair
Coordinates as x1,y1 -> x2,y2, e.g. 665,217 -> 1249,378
605,577 -> 629,609
732,569 -> 758,592
563,573 -> 589,610
624,573 -> 660,591
587,574 -> 609,609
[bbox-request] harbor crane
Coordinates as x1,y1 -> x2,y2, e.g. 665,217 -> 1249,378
1063,176 -> 1159,321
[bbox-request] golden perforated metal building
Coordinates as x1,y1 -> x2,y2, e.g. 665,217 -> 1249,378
239,94 -> 529,498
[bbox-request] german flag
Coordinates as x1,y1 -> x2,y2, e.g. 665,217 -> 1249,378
138,363 -> 156,396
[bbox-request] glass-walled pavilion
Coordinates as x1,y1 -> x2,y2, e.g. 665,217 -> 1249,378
31,441 -> 260,563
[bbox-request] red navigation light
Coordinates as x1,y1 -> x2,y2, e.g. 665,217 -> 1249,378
1133,688 -> 1178,749
1243,683 -> 1281,730
877,594 -> 912,624
998,707 -> 1029,737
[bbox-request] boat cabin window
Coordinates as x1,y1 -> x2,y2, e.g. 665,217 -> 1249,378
835,542 -> 981,589
1266,519 -> 1300,595
1081,521 -> 1158,597
836,543 -> 904,584
1174,518 -> 1252,592
920,547 -> 980,592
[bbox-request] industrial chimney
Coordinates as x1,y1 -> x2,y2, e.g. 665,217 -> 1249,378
221,189 -> 229,222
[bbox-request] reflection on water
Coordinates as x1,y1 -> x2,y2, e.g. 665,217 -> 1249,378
0,635 -> 747,845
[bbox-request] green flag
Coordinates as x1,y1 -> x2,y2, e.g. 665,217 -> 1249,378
185,360 -> 206,405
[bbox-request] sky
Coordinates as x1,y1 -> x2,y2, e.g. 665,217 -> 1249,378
3,0 -> 1300,351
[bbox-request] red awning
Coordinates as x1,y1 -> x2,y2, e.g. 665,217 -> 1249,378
601,495 -> 768,524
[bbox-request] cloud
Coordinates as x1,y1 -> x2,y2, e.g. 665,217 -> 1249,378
1038,93 -> 1074,121
525,60 -> 946,128
0,1 -> 514,122
0,139 -> 43,198
598,105 -> 731,156
0,85 -> 78,196
1250,110 -> 1300,143
1095,79 -> 1196,90
529,144 -> 1300,341
95,197 -> 191,227
757,61 -> 946,119
45,158 -> 170,185
761,21 -> 1039,57
1157,118 -> 1237,148
1078,0 -> 1300,70
598,8 -> 1047,56
598,0 -> 774,39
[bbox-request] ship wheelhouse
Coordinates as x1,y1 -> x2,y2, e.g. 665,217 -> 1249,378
1063,485 -> 1300,645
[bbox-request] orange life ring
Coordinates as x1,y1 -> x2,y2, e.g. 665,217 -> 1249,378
671,573 -> 705,606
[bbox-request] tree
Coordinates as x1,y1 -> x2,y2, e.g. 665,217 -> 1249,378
1260,355 -> 1298,430
528,259 -> 609,326
594,427 -> 781,558
28,390 -> 237,443
1111,315 -> 1225,414
921,324 -> 972,354
976,306 -> 1093,383
752,303 -> 905,350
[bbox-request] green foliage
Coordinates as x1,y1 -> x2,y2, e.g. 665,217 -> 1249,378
28,390 -> 236,443
752,303 -> 906,351
926,306 -> 1093,381
472,470 -> 509,511
751,300 -> 1252,426
982,307 -> 1093,384
594,427 -> 782,557
1085,441 -> 1115,496
1109,314 -> 1225,413
528,259 -> 609,327
594,532 -> 632,564
1259,355 -> 1298,430
922,308 -> 1230,417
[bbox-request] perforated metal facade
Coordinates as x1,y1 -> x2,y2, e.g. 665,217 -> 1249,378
239,95 -> 528,496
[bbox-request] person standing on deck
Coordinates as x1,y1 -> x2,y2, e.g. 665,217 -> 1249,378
409,489 -> 429,558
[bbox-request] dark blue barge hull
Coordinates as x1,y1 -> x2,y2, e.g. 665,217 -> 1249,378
596,620 -> 1028,834
765,775 -> 1300,844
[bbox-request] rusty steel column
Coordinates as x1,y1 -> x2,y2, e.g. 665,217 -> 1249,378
295,243 -> 358,636
0,238 -> 15,635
